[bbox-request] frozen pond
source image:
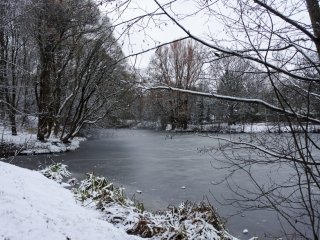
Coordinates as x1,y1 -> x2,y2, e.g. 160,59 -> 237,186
11,129 -> 306,239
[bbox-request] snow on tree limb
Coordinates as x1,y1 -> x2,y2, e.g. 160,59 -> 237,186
149,85 -> 320,124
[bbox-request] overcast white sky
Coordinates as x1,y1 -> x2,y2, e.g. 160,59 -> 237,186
101,0 -> 227,69
100,0 -> 311,70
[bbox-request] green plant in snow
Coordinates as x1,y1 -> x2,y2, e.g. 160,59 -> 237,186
113,186 -> 127,205
131,193 -> 145,213
40,163 -> 71,183
135,201 -> 145,213
74,172 -> 129,207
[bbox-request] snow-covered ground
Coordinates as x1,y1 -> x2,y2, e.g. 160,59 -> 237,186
0,127 -> 85,155
0,161 -> 141,240
0,161 -> 239,240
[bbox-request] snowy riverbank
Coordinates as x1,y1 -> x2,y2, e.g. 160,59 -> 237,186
0,161 -> 141,240
134,121 -> 320,133
0,127 -> 85,156
0,161 -> 239,240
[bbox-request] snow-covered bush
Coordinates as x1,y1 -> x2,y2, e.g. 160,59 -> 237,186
127,201 -> 233,240
40,163 -> 71,183
74,172 -> 234,240
74,173 -> 143,231
74,173 -> 129,206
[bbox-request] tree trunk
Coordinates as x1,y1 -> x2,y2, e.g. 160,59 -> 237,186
9,45 -> 17,136
37,62 -> 52,141
8,107 -> 17,135
306,0 -> 320,60
36,15 -> 55,141
37,42 -> 54,141
21,41 -> 29,126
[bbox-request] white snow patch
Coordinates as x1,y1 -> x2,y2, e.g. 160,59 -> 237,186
0,161 -> 141,240
0,126 -> 85,154
20,137 -> 85,155
243,229 -> 249,234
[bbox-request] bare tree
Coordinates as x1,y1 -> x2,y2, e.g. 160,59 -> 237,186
105,0 -> 320,238
0,0 -> 134,143
0,0 -> 19,135
209,57 -> 268,126
20,0 -> 131,142
148,39 -> 204,129
0,0 -> 33,136
58,29 -> 131,142
152,1 -> 320,238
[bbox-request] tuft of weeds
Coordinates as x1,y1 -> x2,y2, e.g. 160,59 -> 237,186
74,172 -> 129,207
131,194 -> 145,213
40,163 -> 71,183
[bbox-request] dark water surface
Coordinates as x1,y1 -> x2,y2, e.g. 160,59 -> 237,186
10,129 -> 298,239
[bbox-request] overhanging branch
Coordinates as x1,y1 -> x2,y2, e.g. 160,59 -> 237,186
149,85 -> 320,124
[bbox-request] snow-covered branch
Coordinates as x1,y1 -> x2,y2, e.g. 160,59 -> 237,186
149,86 -> 320,124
